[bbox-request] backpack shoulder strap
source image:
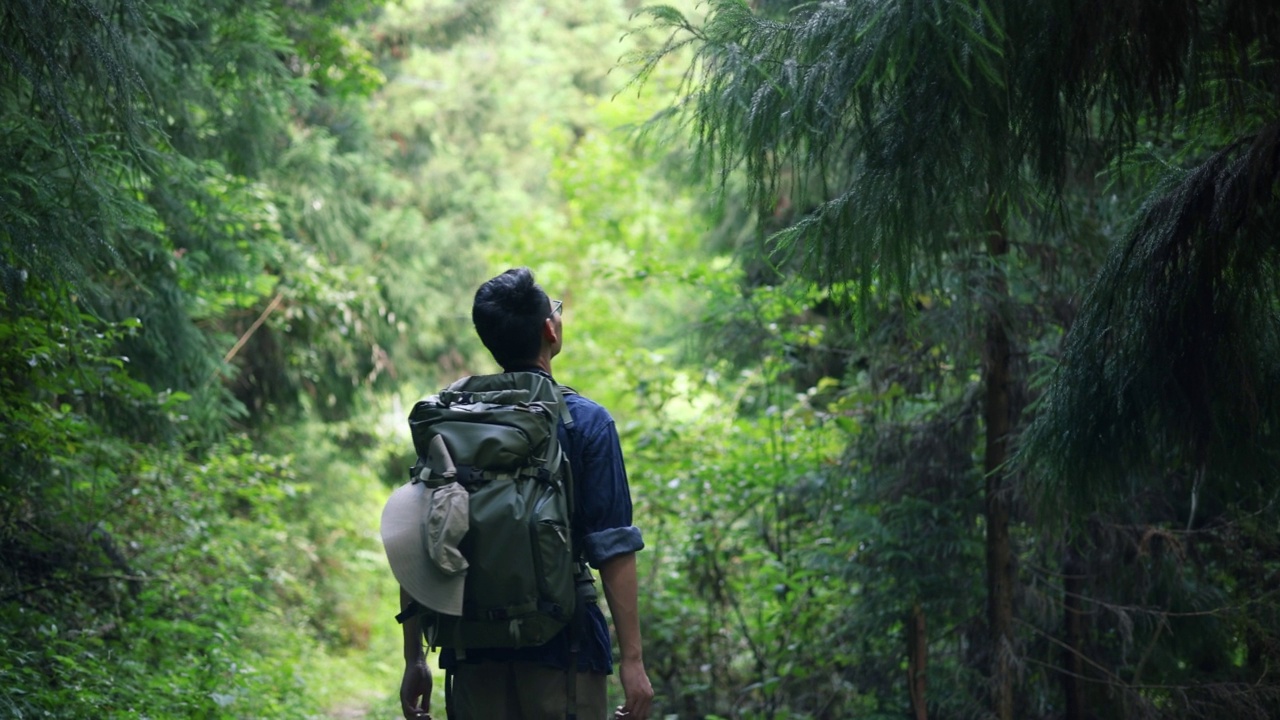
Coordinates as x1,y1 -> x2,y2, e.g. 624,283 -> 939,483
556,384 -> 576,429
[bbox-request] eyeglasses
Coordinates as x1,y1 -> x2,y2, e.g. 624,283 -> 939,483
549,299 -> 563,317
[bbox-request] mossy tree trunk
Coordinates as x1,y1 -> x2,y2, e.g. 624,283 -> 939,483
983,201 -> 1015,720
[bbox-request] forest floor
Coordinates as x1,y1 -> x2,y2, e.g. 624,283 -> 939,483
325,704 -> 369,719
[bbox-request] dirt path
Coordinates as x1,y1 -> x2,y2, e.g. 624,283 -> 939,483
325,702 -> 371,719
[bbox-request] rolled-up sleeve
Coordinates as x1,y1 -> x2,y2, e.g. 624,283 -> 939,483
568,404 -> 645,568
584,525 -> 644,565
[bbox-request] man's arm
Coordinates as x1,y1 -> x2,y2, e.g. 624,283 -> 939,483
399,587 -> 433,719
599,552 -> 654,719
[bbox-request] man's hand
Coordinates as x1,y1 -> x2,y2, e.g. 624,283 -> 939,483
614,656 -> 654,720
600,552 -> 654,719
400,587 -> 433,719
400,658 -> 433,719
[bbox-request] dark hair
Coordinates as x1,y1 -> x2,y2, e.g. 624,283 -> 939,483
472,267 -> 550,369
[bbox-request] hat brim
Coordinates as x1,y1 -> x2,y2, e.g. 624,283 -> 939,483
381,482 -> 466,616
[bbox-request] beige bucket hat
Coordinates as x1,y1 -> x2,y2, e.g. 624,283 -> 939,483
380,478 -> 470,616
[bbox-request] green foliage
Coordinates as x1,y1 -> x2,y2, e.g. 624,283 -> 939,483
633,0 -> 1280,717
625,267 -> 999,718
1025,136 -> 1280,508
8,0 -> 1278,718
634,403 -> 865,719
0,429 -> 389,719
0,280 -> 345,716
0,0 -> 449,716
1,277 -> 406,718
0,0 -> 154,289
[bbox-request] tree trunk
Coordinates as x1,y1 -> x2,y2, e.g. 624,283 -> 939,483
983,205 -> 1015,720
907,601 -> 928,720
1062,541 -> 1085,720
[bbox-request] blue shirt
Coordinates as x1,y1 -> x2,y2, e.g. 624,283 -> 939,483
440,369 -> 644,674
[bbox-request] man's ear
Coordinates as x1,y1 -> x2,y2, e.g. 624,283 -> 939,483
541,316 -> 559,344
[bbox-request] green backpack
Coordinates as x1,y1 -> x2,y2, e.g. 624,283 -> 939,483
398,372 -> 581,650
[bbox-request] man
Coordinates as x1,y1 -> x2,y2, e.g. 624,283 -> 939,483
400,267 -> 654,720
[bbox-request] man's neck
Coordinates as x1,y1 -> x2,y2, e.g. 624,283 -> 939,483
503,347 -> 554,376
531,350 -> 553,376
503,359 -> 553,377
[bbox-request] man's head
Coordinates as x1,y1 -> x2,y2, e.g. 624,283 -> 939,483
472,267 -> 562,370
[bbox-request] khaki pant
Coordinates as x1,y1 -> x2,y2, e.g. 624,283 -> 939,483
451,661 -> 607,720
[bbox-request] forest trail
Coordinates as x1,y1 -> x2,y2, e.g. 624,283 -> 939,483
325,703 -> 370,719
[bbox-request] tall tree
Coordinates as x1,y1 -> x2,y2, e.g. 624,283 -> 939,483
639,0 -> 1280,716
639,2 -> 1055,715
0,1 -> 470,715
